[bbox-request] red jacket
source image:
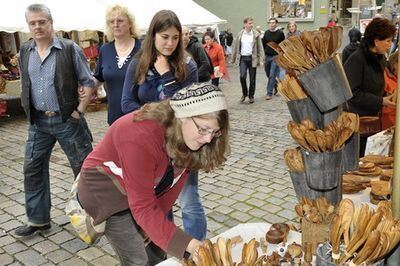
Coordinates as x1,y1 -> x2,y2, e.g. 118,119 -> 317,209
80,113 -> 191,258
381,68 -> 397,129
204,42 -> 226,79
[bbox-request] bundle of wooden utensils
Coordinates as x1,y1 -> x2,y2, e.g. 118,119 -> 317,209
287,112 -> 358,152
273,26 -> 343,75
185,224 -> 310,265
277,75 -> 307,101
330,199 -> 400,265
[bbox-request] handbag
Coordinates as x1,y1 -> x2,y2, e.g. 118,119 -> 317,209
359,116 -> 382,137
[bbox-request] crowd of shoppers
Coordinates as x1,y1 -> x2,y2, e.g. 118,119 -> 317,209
11,2 -> 400,265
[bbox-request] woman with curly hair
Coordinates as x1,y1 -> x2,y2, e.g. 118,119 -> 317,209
94,4 -> 141,125
77,84 -> 229,265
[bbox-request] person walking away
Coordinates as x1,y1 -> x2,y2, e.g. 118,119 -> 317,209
342,27 -> 361,65
182,26 -> 211,83
381,51 -> 398,129
77,83 -> 230,265
203,31 -> 226,87
93,5 -> 141,125
15,3 -> 94,237
231,17 -> 263,104
344,18 -> 396,156
262,17 -> 285,100
121,10 -> 207,242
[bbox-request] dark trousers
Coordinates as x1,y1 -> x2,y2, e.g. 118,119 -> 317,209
105,212 -> 166,265
239,55 -> 256,98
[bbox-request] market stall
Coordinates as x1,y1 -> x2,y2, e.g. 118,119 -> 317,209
156,26 -> 400,266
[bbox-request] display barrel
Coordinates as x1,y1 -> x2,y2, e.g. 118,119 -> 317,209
286,97 -> 342,129
343,132 -> 360,172
298,55 -> 352,112
289,171 -> 325,200
301,148 -> 343,190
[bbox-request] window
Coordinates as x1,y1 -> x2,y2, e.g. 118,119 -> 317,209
270,0 -> 314,21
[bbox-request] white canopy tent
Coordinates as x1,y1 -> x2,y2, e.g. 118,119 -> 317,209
0,0 -> 226,33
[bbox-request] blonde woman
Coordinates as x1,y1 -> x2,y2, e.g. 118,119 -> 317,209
286,21 -> 300,38
93,5 -> 141,125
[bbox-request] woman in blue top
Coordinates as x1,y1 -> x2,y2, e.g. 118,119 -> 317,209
93,5 -> 141,125
121,10 -> 206,242
121,10 -> 197,113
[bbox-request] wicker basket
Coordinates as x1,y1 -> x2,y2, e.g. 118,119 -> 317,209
301,218 -> 330,255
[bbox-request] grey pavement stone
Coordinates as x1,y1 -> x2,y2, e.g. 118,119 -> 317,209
32,240 -> 59,254
77,247 -> 104,261
60,238 -> 88,254
0,253 -> 14,265
58,257 -> 88,266
263,214 -> 287,224
227,192 -> 248,202
266,196 -> 285,206
262,203 -> 283,214
0,235 -> 16,247
48,231 -> 75,244
100,243 -> 116,256
91,255 -> 119,266
247,208 -> 270,218
214,205 -> 234,215
45,249 -> 73,264
14,249 -> 48,265
0,220 -> 23,232
229,211 -> 252,222
277,209 -> 297,221
0,213 -> 12,224
18,234 -> 45,247
2,242 -> 27,255
4,204 -> 25,216
231,203 -> 253,212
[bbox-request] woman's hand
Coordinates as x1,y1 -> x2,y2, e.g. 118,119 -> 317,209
383,95 -> 396,108
154,54 -> 170,75
219,72 -> 224,78
186,238 -> 202,258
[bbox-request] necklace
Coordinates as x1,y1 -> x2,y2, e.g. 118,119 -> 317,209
116,55 -> 131,69
115,39 -> 135,69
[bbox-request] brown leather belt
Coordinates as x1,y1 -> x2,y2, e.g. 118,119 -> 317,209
37,110 -> 59,117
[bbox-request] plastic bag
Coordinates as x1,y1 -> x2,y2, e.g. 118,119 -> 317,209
65,173 -> 105,245
365,129 -> 393,156
96,85 -> 107,99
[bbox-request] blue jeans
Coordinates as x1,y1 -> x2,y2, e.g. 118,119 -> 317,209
264,55 -> 280,96
24,112 -> 92,225
167,171 -> 207,240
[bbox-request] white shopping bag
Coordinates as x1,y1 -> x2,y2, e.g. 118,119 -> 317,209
365,130 -> 393,156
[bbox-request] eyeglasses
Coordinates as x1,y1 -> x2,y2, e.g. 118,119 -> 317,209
191,118 -> 222,138
28,20 -> 49,27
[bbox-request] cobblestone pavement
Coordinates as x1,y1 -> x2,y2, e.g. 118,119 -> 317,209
0,66 -> 298,265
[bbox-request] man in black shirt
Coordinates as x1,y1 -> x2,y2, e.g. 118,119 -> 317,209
262,17 -> 285,100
